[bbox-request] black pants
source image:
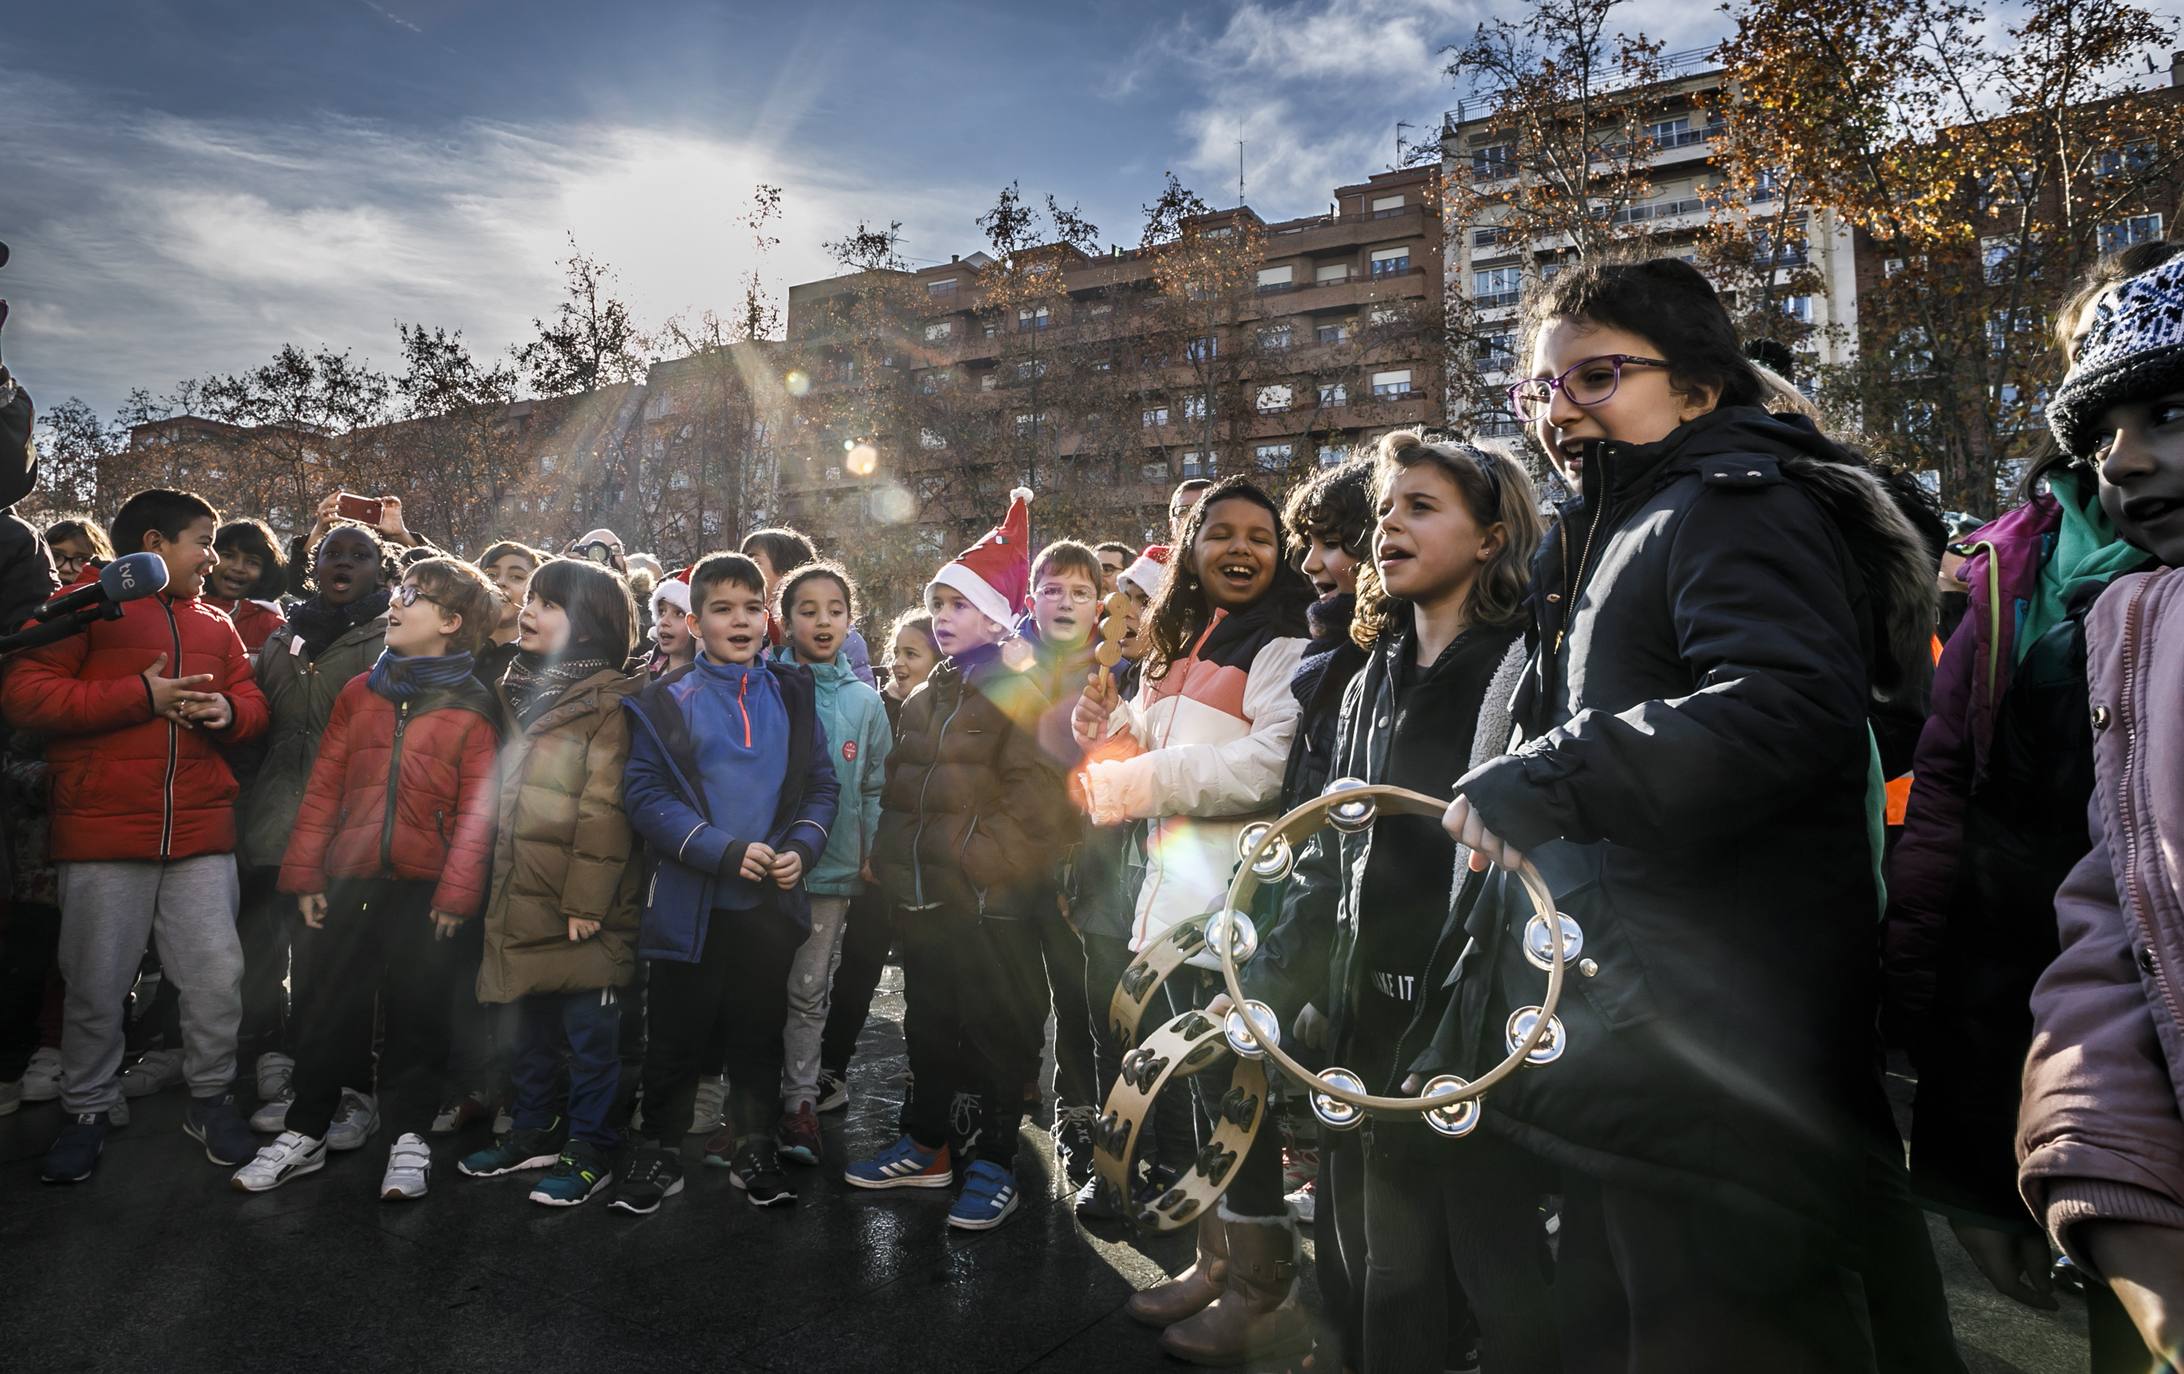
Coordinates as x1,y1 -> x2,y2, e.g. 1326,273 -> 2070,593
235,866 -> 290,1058
1361,1131 -> 1556,1374
1317,1133 -> 1367,1367
1083,932 -> 1133,1113
1033,906 -> 1096,1113
0,899 -> 61,1081
640,905 -> 798,1146
1858,1131 -> 1968,1374
1556,1171 -> 1877,1374
899,902 -> 1046,1169
439,910 -> 497,1098
821,887 -> 894,1076
1150,966 -> 1284,1217
287,879 -> 455,1141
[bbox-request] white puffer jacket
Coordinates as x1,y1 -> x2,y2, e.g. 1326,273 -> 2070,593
1082,607 -> 1306,964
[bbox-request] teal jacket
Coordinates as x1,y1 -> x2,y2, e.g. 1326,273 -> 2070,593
774,648 -> 890,896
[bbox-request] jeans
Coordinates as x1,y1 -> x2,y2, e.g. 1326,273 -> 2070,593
639,905 -> 799,1145
781,894 -> 850,1108
511,987 -> 622,1150
898,902 -> 1047,1169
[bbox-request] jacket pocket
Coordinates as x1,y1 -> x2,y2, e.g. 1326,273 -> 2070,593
1516,841 -> 1659,1033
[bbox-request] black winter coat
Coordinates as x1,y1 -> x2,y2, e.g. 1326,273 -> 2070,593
872,641 -> 1067,918
1442,407 -> 1924,1250
1277,594 -> 1367,816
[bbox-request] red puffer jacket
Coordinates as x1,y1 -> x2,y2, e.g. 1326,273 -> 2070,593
203,596 -> 285,655
277,673 -> 502,918
2,592 -> 270,862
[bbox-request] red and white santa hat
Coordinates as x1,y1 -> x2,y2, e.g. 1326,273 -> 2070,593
1118,544 -> 1170,599
928,487 -> 1034,632
652,566 -> 693,618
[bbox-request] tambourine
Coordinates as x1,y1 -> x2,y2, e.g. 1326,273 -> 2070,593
1092,781 -> 1573,1232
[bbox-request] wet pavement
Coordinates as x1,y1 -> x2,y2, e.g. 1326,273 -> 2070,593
2,970 -> 2097,1373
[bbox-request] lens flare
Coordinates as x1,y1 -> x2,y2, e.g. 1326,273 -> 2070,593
846,442 -> 879,477
784,370 -> 811,397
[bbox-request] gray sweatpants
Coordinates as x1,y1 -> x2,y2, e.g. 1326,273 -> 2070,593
780,894 -> 851,1109
58,855 -> 243,1113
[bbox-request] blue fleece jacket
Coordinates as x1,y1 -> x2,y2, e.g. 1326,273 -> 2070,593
676,655 -> 788,909
772,648 -> 890,896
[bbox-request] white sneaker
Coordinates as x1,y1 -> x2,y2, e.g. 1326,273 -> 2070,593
232,1131 -> 327,1192
0,1079 -> 19,1116
249,1097 -> 290,1132
119,1048 -> 184,1098
326,1090 -> 380,1151
21,1047 -> 61,1102
251,1054 -> 296,1131
690,1075 -> 726,1136
381,1133 -> 431,1201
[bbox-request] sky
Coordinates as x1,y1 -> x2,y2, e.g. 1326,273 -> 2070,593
0,0 -> 1934,422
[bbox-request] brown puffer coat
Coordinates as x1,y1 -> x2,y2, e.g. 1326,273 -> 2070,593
477,668 -> 645,1003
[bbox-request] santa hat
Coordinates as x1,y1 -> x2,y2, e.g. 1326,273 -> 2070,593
652,565 -> 692,617
1118,544 -> 1171,599
928,487 -> 1034,632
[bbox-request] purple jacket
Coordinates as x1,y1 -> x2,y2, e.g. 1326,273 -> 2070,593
2018,567 -> 2184,1277
1884,492 -> 2062,1021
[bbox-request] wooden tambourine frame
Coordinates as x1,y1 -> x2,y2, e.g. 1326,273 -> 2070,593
1092,782 -> 1566,1233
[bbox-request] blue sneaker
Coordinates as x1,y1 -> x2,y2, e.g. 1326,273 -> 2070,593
528,1141 -> 612,1207
182,1090 -> 257,1167
42,1112 -> 109,1183
458,1123 -> 564,1179
843,1134 -> 953,1191
947,1160 -> 1020,1231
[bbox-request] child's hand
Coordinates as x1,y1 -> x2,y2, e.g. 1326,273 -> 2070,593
1444,794 -> 1523,872
309,491 -> 342,544
567,916 -> 600,941
859,861 -> 875,883
739,842 -> 776,882
376,495 -> 411,543
184,693 -> 233,731
1071,670 -> 1119,748
769,849 -> 804,888
430,911 -> 462,940
144,654 -> 220,718
297,893 -> 328,928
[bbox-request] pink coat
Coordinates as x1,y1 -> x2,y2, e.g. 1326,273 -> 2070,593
2018,566 -> 2184,1276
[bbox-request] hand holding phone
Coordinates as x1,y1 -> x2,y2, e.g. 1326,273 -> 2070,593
335,492 -> 384,526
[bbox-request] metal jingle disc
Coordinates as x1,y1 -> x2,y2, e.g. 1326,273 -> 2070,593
1205,909 -> 1260,964
1522,912 -> 1585,972
1420,1075 -> 1483,1139
1322,777 -> 1376,832
1237,825 -> 1293,881
1310,1067 -> 1368,1130
1223,1001 -> 1282,1061
1504,1005 -> 1567,1066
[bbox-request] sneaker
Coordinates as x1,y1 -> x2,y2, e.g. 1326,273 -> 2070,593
1074,1171 -> 1124,1221
459,1122 -> 564,1178
430,1091 -> 491,1136
21,1046 -> 61,1102
381,1132 -> 431,1201
844,1134 -> 953,1191
529,1141 -> 612,1207
1284,1176 -> 1318,1224
608,1146 -> 684,1215
325,1090 -> 380,1151
232,1130 -> 327,1192
777,1103 -> 822,1166
250,1054 -> 295,1131
690,1075 -> 726,1136
0,1078 -> 19,1117
814,1068 -> 849,1114
1052,1105 -> 1097,1190
249,1096 -> 290,1133
118,1047 -> 184,1098
948,1160 -> 1020,1231
41,1112 -> 109,1183
701,1125 -> 738,1168
183,1091 -> 258,1167
730,1137 -> 797,1207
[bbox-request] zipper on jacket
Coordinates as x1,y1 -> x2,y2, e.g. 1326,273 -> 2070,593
2113,579 -> 2183,1034
736,672 -> 752,747
908,671 -> 968,909
1554,448 -> 1613,656
159,599 -> 182,859
381,699 -> 412,872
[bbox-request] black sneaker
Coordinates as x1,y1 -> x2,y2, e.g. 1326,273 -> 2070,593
182,1090 -> 258,1167
607,1146 -> 684,1215
1073,1171 -> 1123,1221
1052,1107 -> 1096,1190
42,1112 -> 109,1183
729,1137 -> 797,1208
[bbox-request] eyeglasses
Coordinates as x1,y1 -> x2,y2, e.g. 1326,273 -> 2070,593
1035,586 -> 1098,605
1507,354 -> 1671,421
394,583 -> 445,609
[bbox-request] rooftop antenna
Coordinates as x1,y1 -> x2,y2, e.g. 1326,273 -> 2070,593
1396,120 -> 1416,168
1238,120 -> 1246,208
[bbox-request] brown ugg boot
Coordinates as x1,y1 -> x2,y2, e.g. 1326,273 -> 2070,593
1125,1208 -> 1229,1327
1157,1204 -> 1312,1366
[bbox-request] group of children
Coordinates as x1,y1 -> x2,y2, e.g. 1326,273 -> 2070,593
5,238 -> 2184,1373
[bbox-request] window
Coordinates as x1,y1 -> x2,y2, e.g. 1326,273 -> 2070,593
1986,307 -> 2036,353
1183,394 -> 1208,421
1015,412 -> 1045,434
1780,295 -> 1814,325
1472,142 -> 1515,179
928,278 -> 959,297
979,372 -> 999,392
1318,382 -> 1348,408
1317,444 -> 1348,466
1371,368 -> 1414,398
1141,458 -> 1171,483
1142,406 -> 1170,428
2100,214 -> 2164,254
1018,304 -> 1051,331
1259,324 -> 1293,352
1257,384 -> 1293,413
1472,410 -> 1523,439
924,320 -> 953,341
1752,226 -> 1808,268
1473,266 -> 1522,309
1015,358 -> 1047,380
1187,335 -> 1217,362
1316,322 -> 1351,345
982,319 -> 999,338
1750,167 -> 1785,203
917,371 -> 945,395
1090,357 -> 1114,372
1084,299 -> 1114,318
1371,194 -> 1406,218
1256,266 -> 1295,292
1647,116 -> 1706,149
1473,225 -> 1510,250
2100,141 -> 2156,179
1475,330 -> 1516,369
1181,450 -> 1213,479
1316,263 -> 1351,284
1981,235 -> 2018,285
919,428 -> 948,449
1370,246 -> 1410,277
1253,443 -> 1294,470
1367,304 -> 1403,327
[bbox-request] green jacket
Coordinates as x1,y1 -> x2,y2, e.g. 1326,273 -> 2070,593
239,614 -> 387,869
774,649 -> 890,896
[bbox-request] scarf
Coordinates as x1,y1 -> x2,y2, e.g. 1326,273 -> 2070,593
2018,470 -> 2153,661
288,586 -> 391,660
367,648 -> 477,704
502,648 -> 615,727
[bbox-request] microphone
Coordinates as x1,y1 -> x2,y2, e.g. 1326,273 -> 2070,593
35,552 -> 169,622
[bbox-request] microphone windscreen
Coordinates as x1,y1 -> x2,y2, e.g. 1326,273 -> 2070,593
101,552 -> 169,602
